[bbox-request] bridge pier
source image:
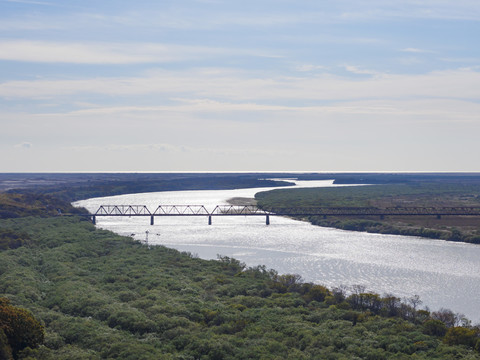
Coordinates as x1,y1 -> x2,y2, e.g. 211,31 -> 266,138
92,215 -> 96,225
266,215 -> 270,225
208,215 -> 212,225
151,215 -> 154,225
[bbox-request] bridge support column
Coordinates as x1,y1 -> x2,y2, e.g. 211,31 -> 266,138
150,216 -> 154,225
92,215 -> 96,225
266,215 -> 270,225
208,215 -> 212,225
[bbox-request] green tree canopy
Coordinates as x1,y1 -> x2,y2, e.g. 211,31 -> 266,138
0,298 -> 44,357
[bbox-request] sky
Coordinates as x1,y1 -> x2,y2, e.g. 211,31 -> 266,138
1,0 -> 480,172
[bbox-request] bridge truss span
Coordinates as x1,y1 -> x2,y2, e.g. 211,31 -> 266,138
153,205 -> 209,216
95,205 -> 151,216
88,204 -> 480,226
211,205 -> 268,216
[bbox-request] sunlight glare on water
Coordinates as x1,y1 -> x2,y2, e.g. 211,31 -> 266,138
75,180 -> 480,323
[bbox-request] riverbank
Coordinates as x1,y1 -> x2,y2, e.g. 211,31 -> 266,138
255,183 -> 480,244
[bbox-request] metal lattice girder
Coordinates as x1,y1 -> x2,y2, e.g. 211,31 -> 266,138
95,205 -> 151,216
125,205 -> 151,215
92,204 -> 480,217
211,205 -> 268,215
153,205 -> 210,215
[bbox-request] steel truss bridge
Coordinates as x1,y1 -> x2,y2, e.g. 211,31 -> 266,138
87,205 -> 480,225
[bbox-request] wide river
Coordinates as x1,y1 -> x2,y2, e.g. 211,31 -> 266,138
75,180 -> 480,323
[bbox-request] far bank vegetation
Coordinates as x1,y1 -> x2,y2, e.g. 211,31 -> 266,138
256,183 -> 480,244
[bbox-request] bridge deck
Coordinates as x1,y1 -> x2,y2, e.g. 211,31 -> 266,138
73,204 -> 480,225
90,205 -> 480,217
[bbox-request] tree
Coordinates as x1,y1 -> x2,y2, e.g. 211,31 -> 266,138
431,308 -> 457,328
407,295 -> 422,322
382,294 -> 401,317
0,298 -> 44,357
271,274 -> 303,293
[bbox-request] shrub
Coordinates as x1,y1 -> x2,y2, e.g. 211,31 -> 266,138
0,229 -> 30,250
443,327 -> 479,347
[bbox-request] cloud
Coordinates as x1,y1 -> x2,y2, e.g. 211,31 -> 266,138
66,142 -> 292,158
335,0 -> 480,21
401,48 -> 433,54
3,0 -> 53,5
26,97 -> 479,125
2,1 -> 480,38
113,1 -> 480,29
295,64 -> 328,72
14,141 -> 32,149
0,40 -> 276,64
441,57 -> 480,64
344,65 -> 381,76
2,67 -> 479,103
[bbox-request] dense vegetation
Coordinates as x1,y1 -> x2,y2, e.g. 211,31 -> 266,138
0,193 -> 84,220
0,213 -> 479,359
256,183 -> 480,244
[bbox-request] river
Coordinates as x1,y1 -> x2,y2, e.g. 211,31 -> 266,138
74,179 -> 480,323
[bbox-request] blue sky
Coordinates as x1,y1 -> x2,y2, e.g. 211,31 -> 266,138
1,0 -> 479,171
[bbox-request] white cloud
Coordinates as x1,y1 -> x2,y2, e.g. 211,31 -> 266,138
335,0 -> 480,21
3,0 -> 53,5
66,142 -> 291,157
0,40 -> 276,64
14,141 -> 33,149
401,48 -> 433,54
24,97 -> 479,126
441,57 -> 480,63
295,64 -> 328,72
344,65 -> 381,76
2,95 -> 479,172
2,1 -> 480,37
2,67 -> 479,103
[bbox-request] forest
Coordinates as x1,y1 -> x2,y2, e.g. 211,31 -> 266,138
1,174 -> 480,358
1,213 -> 479,359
